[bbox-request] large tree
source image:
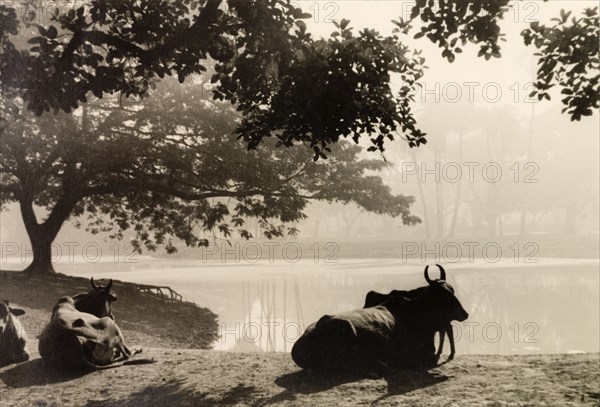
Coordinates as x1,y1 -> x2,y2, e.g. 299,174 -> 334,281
1,0 -> 598,273
0,77 -> 420,273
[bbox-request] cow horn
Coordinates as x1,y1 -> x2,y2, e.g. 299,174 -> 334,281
106,279 -> 113,291
436,264 -> 446,281
424,265 -> 433,285
90,277 -> 98,289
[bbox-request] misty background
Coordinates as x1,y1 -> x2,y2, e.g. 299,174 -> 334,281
1,1 -> 598,354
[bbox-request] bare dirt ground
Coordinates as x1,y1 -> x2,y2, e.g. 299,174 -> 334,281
1,270 -> 599,406
1,350 -> 598,406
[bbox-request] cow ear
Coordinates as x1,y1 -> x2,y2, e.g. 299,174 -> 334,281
58,296 -> 74,305
10,307 -> 26,317
109,293 -> 117,302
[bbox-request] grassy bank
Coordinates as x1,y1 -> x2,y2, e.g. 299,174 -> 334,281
0,269 -> 218,350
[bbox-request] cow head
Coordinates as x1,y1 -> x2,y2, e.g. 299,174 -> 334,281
0,300 -> 25,334
72,278 -> 117,319
423,264 -> 469,323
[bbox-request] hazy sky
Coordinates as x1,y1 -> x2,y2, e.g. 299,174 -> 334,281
300,1 -> 598,115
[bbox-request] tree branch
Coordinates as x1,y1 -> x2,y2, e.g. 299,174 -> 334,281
0,183 -> 21,196
61,0 -> 223,66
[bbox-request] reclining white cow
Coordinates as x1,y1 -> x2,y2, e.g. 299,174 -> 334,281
38,296 -> 133,371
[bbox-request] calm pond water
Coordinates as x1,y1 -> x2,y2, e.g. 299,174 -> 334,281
4,256 -> 598,355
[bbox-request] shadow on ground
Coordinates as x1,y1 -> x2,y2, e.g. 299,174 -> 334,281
0,359 -> 92,387
374,369 -> 449,403
84,379 -> 259,407
260,368 -> 448,406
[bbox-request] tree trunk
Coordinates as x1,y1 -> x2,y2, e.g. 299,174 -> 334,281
20,186 -> 79,274
416,177 -> 430,239
498,214 -> 504,237
23,232 -> 56,274
519,208 -> 528,235
342,211 -> 359,237
412,151 -> 430,239
436,179 -> 444,238
487,212 -> 497,237
520,59 -> 536,237
447,134 -> 464,238
447,182 -> 462,238
312,216 -> 320,238
435,151 -> 444,239
20,198 -> 57,274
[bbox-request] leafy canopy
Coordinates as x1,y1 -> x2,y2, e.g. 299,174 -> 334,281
0,77 -> 420,253
0,0 -> 426,156
2,0 -> 596,162
402,0 -> 510,63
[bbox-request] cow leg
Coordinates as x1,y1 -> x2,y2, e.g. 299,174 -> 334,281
121,343 -> 132,357
446,324 -> 455,360
120,339 -> 132,358
423,331 -> 437,363
436,329 -> 445,358
112,342 -> 131,362
115,326 -> 132,359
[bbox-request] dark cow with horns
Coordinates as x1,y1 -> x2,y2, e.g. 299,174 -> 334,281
39,278 -> 136,371
291,265 -> 468,371
363,264 -> 458,361
73,278 -> 117,320
0,301 -> 29,367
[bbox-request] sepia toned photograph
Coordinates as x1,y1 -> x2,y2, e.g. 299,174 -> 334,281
0,1 -> 598,405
